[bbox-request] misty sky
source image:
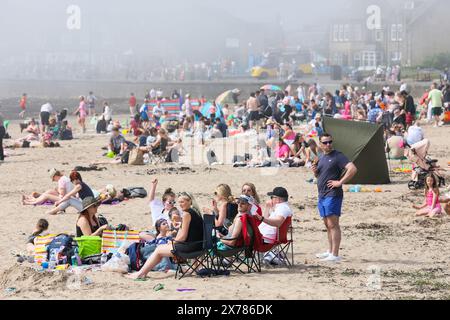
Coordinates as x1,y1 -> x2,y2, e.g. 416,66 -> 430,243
0,0 -> 436,63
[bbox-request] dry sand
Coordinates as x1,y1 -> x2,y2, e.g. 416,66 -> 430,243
0,116 -> 449,300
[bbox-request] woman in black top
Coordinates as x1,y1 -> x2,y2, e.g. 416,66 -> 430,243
203,184 -> 237,236
53,171 -> 94,212
128,192 -> 204,279
76,196 -> 108,237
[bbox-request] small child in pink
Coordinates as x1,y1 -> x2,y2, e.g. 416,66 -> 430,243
413,175 -> 442,217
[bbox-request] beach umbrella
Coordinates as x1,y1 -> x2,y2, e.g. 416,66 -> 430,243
216,89 -> 240,105
260,84 -> 283,92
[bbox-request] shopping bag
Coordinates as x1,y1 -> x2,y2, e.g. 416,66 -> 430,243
101,230 -> 140,255
74,236 -> 102,258
34,234 -> 58,263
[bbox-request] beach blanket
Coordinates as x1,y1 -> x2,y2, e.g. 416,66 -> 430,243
34,200 -> 55,206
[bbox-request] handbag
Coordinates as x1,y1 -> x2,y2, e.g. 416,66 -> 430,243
128,148 -> 144,165
34,234 -> 58,263
74,236 -> 102,258
101,230 -> 141,255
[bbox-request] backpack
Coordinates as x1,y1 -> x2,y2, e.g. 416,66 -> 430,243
126,241 -> 145,271
46,234 -> 75,263
122,187 -> 148,199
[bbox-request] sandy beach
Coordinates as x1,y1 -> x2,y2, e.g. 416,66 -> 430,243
0,116 -> 449,300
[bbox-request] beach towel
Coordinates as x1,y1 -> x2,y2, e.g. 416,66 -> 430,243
101,230 -> 140,255
34,234 -> 58,263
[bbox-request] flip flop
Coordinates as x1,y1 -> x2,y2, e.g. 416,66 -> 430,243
134,277 -> 148,282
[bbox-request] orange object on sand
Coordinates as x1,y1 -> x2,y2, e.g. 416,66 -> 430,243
374,188 -> 382,193
443,111 -> 450,124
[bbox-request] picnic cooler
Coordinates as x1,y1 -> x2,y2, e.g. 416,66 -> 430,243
101,230 -> 140,254
74,236 -> 102,258
34,234 -> 58,263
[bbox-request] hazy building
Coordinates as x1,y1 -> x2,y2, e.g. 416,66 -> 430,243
328,0 -> 450,69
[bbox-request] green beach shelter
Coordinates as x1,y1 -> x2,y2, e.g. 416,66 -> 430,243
322,117 -> 390,185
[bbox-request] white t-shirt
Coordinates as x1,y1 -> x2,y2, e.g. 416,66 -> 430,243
153,105 -> 163,118
40,103 -> 53,113
258,202 -> 292,243
58,176 -> 74,196
406,125 -> 424,146
149,199 -> 170,226
103,106 -> 112,121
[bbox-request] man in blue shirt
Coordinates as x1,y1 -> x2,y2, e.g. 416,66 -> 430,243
312,133 -> 357,262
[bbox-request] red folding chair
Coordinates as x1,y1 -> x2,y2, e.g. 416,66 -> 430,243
249,216 -> 294,269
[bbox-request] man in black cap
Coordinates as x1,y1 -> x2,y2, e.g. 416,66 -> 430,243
255,187 -> 292,245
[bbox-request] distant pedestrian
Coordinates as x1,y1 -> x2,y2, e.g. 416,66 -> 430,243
129,93 -> 137,116
87,91 -> 97,116
19,93 -> 27,119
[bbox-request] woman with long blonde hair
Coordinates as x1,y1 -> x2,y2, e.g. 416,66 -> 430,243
203,184 -> 238,235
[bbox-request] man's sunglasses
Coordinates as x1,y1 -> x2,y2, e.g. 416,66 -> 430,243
321,140 -> 333,145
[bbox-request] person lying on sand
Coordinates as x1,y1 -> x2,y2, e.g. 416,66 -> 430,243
22,189 -> 59,206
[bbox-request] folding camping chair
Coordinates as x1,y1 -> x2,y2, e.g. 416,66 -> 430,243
252,216 -> 294,269
212,213 -> 259,274
148,138 -> 169,164
172,214 -> 215,280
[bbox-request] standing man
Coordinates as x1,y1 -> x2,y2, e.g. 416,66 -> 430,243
87,91 -> 97,117
427,82 -> 444,127
312,133 -> 357,262
0,112 -> 5,163
19,93 -> 27,119
40,102 -> 53,133
129,93 -> 137,116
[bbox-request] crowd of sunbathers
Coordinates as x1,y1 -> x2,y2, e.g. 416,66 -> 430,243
23,167 -> 295,277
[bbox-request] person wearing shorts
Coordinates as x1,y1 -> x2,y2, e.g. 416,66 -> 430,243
19,93 -> 27,119
40,102 -> 53,132
312,133 -> 357,262
427,83 -> 444,127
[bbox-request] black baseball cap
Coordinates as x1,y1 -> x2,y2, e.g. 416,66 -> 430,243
267,187 -> 289,199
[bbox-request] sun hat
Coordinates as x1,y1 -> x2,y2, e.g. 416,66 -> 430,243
80,196 -> 101,213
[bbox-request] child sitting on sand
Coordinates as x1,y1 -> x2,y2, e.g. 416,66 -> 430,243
26,218 -> 49,256
413,174 -> 442,218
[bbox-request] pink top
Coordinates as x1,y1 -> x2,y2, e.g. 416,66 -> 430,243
426,190 -> 441,209
276,144 -> 290,158
79,101 -> 87,118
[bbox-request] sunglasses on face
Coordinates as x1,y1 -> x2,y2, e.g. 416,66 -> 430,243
166,200 -> 176,205
321,140 -> 333,145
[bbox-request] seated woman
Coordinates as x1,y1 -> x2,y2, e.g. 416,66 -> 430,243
13,119 -> 41,147
275,138 -> 292,166
76,196 -> 109,237
128,192 -> 204,279
288,133 -> 307,167
46,170 -> 94,215
304,139 -> 322,168
241,183 -> 263,217
139,128 -> 171,155
216,196 -> 253,250
281,124 -> 296,146
203,184 -> 238,236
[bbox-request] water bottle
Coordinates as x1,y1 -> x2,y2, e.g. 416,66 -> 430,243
48,251 -> 57,270
74,247 -> 82,266
101,251 -> 108,265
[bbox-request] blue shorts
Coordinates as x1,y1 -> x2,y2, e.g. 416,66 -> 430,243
318,197 -> 343,218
